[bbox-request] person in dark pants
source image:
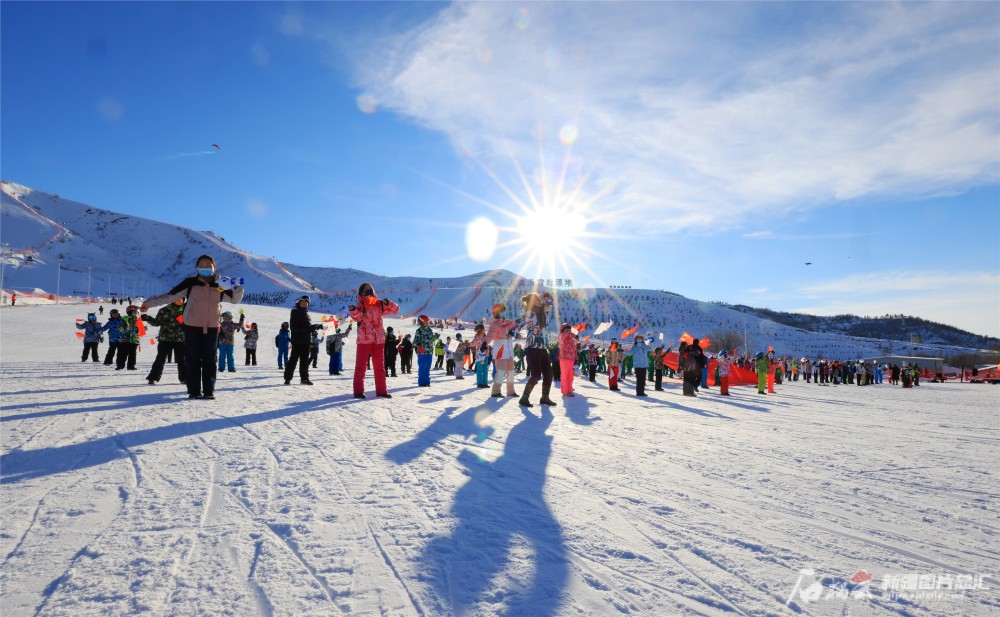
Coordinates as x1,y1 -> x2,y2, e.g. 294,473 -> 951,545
384,327 -> 398,377
518,293 -> 557,407
141,254 -> 244,400
680,342 -> 700,396
309,329 -> 322,369
101,308 -> 125,365
284,295 -> 320,385
76,312 -> 103,362
142,298 -> 187,385
115,305 -> 142,371
627,335 -> 650,396
399,333 -> 414,374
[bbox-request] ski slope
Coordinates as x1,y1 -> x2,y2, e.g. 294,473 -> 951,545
2,304 -> 997,616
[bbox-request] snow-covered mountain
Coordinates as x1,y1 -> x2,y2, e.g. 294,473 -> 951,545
1,181 -> 993,360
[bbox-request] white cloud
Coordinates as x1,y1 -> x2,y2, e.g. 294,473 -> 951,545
341,3 -> 999,233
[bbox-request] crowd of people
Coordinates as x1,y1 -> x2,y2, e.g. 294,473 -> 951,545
71,254 -> 935,401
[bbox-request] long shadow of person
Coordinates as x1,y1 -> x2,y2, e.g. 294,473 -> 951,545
384,405 -> 496,465
562,394 -> 601,426
417,407 -> 568,617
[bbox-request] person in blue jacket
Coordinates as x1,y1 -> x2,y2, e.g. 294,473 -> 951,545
625,334 -> 650,396
100,308 -> 126,366
275,322 -> 291,369
76,312 -> 104,362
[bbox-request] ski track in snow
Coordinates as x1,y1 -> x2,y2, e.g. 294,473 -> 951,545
2,304 -> 998,617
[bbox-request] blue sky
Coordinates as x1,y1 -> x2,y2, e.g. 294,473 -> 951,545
3,2 -> 999,337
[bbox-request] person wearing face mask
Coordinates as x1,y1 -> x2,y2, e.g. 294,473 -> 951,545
76,312 -> 104,362
141,254 -> 244,400
348,282 -> 400,399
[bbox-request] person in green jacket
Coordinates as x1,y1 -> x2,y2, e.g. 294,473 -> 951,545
116,305 -> 143,371
142,298 -> 187,385
433,336 -> 445,370
755,351 -> 769,394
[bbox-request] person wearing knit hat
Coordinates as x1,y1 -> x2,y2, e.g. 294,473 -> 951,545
626,334 -> 650,396
486,304 -> 519,397
348,282 -> 400,398
557,323 -> 578,397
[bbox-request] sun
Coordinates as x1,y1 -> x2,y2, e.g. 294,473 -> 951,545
515,206 -> 587,260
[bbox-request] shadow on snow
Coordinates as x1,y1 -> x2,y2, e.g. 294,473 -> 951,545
0,395 -> 360,484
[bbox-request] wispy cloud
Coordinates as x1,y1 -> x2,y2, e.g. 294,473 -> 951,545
795,270 -> 1000,337
800,271 -> 1000,297
742,231 -> 873,241
333,3 -> 999,234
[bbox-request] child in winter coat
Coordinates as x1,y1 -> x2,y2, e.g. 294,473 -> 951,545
652,347 -> 664,391
485,303 -> 518,397
325,324 -> 352,375
275,323 -> 291,369
384,327 -> 398,377
348,282 -> 400,398
433,337 -> 445,370
76,312 -> 103,362
717,349 -> 732,396
475,342 -> 491,388
606,339 -> 623,391
115,305 -> 142,371
587,344 -> 599,382
217,310 -> 245,372
142,299 -> 187,385
101,308 -> 125,366
244,323 -> 259,365
413,315 -> 435,386
452,334 -> 467,380
309,329 -> 322,369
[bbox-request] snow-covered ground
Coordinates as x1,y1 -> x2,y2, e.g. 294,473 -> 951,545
2,304 -> 998,617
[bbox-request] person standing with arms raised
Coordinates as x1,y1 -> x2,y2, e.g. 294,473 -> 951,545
349,282 -> 399,398
285,295 -> 320,385
141,254 -> 243,399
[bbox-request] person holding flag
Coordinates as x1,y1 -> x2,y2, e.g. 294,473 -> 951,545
76,312 -> 103,362
142,298 -> 186,385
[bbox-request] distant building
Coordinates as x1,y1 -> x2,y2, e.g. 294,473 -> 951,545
861,355 -> 943,371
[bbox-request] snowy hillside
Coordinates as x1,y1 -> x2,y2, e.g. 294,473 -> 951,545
1,304 -> 998,617
1,181 -> 993,360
